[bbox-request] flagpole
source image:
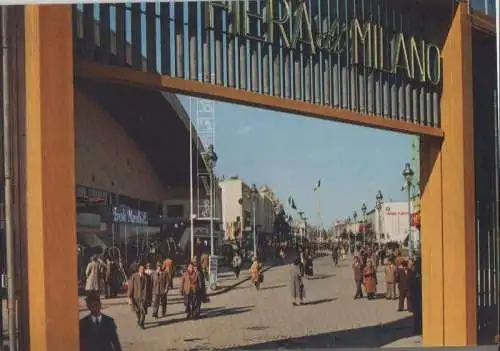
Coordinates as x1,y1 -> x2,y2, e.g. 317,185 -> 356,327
314,179 -> 324,244
318,187 -> 323,243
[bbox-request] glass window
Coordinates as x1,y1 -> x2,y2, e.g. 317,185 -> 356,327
167,205 -> 184,218
138,200 -> 159,214
119,195 -> 138,209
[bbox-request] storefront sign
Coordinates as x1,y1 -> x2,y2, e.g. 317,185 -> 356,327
206,0 -> 441,85
113,206 -> 149,225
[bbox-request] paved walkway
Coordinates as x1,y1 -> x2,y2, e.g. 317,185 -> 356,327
78,254 -> 419,350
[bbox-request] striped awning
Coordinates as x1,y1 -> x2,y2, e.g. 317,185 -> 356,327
76,194 -> 105,205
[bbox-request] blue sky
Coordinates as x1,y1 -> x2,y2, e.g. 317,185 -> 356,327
177,95 -> 413,228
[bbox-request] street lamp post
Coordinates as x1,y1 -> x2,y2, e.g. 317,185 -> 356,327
346,216 -> 350,237
250,184 -> 258,258
237,197 -> 244,249
402,162 -> 415,253
375,190 -> 383,245
287,215 -> 293,243
352,210 -> 358,249
204,144 -> 218,257
298,211 -> 305,244
361,203 -> 367,246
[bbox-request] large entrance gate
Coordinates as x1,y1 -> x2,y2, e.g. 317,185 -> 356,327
4,1 -> 496,349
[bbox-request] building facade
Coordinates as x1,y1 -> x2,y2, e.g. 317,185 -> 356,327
219,178 -> 276,241
160,182 -> 222,221
374,202 -> 414,244
71,83 -> 221,269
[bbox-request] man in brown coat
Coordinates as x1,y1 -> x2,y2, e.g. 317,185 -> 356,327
385,259 -> 397,300
151,261 -> 170,319
180,263 -> 200,318
352,256 -> 364,299
128,264 -> 152,329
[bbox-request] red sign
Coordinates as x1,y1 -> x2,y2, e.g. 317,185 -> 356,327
411,212 -> 421,228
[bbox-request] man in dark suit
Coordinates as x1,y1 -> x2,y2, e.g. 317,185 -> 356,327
128,264 -> 152,329
410,255 -> 423,333
79,291 -> 122,351
395,260 -> 413,312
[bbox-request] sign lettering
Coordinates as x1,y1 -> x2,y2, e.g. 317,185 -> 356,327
113,206 -> 149,225
205,0 -> 441,85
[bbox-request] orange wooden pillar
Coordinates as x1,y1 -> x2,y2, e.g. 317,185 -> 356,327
420,2 -> 476,346
24,5 -> 79,350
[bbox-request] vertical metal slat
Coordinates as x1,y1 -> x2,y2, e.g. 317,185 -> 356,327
214,2 -> 223,85
82,4 -> 95,59
98,4 -> 111,64
115,4 -> 126,66
227,3 -> 235,87
146,3 -> 157,73
188,2 -> 197,80
131,3 -> 142,70
159,3 -> 171,76
174,2 -> 184,79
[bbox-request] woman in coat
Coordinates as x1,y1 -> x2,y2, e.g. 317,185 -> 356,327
290,257 -> 305,305
85,255 -> 103,294
249,256 -> 263,290
163,257 -> 175,289
363,259 -> 377,300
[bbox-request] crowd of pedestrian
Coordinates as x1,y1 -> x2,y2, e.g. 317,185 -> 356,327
79,239 -> 431,350
344,243 -> 422,334
80,251 -> 214,350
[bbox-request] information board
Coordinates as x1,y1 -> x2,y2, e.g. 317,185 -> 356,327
208,255 -> 218,289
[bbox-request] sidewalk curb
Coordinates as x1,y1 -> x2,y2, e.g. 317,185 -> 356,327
207,263 -> 278,297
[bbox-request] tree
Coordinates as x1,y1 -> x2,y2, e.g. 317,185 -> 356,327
273,208 -> 291,240
320,229 -> 328,241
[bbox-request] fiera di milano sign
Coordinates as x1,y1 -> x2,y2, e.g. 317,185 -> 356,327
205,0 -> 441,86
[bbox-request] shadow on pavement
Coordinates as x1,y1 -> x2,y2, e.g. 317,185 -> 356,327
246,326 -> 270,331
224,316 -> 416,349
307,274 -> 335,280
373,292 -> 388,300
145,305 -> 254,329
259,284 -> 286,291
300,298 -> 337,306
201,305 -> 254,319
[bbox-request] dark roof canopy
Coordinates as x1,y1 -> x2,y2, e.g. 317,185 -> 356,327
76,78 -> 207,189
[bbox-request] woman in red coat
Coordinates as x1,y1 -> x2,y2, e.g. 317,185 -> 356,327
363,259 -> 377,300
